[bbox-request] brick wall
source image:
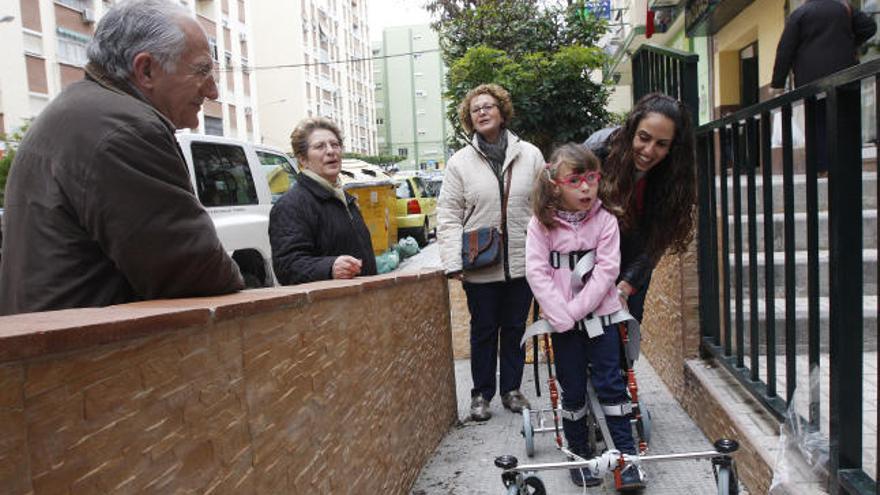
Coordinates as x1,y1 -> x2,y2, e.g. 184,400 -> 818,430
448,280 -> 470,359
0,270 -> 456,494
640,241 -> 702,396
641,239 -> 777,494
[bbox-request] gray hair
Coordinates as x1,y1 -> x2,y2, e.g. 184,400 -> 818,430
86,0 -> 195,80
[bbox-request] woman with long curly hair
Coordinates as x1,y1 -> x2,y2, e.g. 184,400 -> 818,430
585,93 -> 696,321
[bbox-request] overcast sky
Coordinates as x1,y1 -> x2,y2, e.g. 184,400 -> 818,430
367,0 -> 433,42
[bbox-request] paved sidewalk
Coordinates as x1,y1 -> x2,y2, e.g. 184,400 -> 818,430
412,357 -> 733,494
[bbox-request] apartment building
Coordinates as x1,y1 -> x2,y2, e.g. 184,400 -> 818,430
250,0 -> 376,154
0,0 -> 258,141
372,24 -> 449,170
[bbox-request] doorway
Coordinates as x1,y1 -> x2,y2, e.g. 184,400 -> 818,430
740,43 -> 759,107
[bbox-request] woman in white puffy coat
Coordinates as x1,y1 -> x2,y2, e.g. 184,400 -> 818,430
437,83 -> 545,422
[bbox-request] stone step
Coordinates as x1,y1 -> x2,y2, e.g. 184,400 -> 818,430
725,249 -> 878,298
723,209 -> 878,251
723,296 -> 878,353
714,172 -> 877,214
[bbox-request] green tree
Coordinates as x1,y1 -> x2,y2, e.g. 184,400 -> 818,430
0,122 -> 30,207
428,0 -> 612,156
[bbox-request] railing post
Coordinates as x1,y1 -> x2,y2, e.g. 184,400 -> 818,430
827,80 -> 866,494
697,132 -> 719,344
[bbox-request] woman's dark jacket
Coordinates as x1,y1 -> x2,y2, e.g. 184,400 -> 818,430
771,0 -> 877,88
269,173 -> 377,285
585,127 -> 653,291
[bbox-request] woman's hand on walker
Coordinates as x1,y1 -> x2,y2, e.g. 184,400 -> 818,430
332,255 -> 363,279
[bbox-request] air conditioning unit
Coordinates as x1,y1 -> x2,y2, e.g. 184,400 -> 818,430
81,8 -> 95,24
244,106 -> 253,116
239,32 -> 247,42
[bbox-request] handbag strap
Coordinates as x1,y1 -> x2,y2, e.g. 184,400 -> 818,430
500,164 -> 513,236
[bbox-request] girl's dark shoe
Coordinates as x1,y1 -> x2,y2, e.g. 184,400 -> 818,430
617,463 -> 646,491
569,466 -> 602,487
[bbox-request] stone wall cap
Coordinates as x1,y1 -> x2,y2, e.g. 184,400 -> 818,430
0,306 -> 211,363
0,272 -> 446,363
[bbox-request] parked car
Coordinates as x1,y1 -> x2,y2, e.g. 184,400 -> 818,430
176,133 -> 294,288
393,173 -> 437,246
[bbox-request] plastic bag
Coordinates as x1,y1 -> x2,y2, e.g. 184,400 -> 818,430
397,236 -> 420,259
769,365 -> 829,494
771,107 -> 806,148
375,249 -> 400,274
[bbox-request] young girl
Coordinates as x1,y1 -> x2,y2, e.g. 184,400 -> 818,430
525,143 -> 644,490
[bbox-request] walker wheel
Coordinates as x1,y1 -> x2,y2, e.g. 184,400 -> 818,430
521,408 -> 535,457
641,401 -> 653,447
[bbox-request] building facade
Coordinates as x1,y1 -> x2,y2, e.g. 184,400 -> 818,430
250,0 -> 376,154
0,0 -> 259,140
599,0 -> 713,124
372,24 -> 449,170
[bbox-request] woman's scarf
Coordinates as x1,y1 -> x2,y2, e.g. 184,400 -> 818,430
301,168 -> 348,211
476,130 -> 508,177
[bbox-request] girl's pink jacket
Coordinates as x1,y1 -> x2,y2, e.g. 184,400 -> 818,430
525,199 -> 622,333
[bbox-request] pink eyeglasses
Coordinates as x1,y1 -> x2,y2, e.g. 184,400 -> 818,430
554,171 -> 602,188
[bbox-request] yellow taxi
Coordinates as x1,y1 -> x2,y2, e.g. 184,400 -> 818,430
394,173 -> 438,246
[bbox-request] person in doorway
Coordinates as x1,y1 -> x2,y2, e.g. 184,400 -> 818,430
437,83 -> 544,422
771,0 -> 877,174
0,0 -> 243,315
584,93 -> 697,323
526,143 -> 645,490
269,117 -> 377,285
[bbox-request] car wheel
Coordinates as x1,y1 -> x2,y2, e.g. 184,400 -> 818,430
413,221 -> 429,247
243,272 -> 263,288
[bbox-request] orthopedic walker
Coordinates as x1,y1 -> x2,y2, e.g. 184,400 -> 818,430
519,249 -> 648,488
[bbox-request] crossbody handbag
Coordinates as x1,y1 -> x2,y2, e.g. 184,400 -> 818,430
461,164 -> 513,271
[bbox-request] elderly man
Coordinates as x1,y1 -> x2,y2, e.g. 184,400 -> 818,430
0,0 -> 244,315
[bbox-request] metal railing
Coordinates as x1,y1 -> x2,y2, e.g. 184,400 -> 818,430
631,43 -> 699,120
695,59 -> 879,494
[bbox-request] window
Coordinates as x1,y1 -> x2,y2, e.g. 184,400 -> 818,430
208,38 -> 219,62
56,28 -> 89,66
204,116 -> 223,136
257,150 -> 297,202
395,180 -> 414,199
56,0 -> 89,11
191,142 -> 258,207
398,147 -> 408,157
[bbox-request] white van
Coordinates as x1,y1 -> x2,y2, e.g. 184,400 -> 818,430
176,133 -> 296,288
